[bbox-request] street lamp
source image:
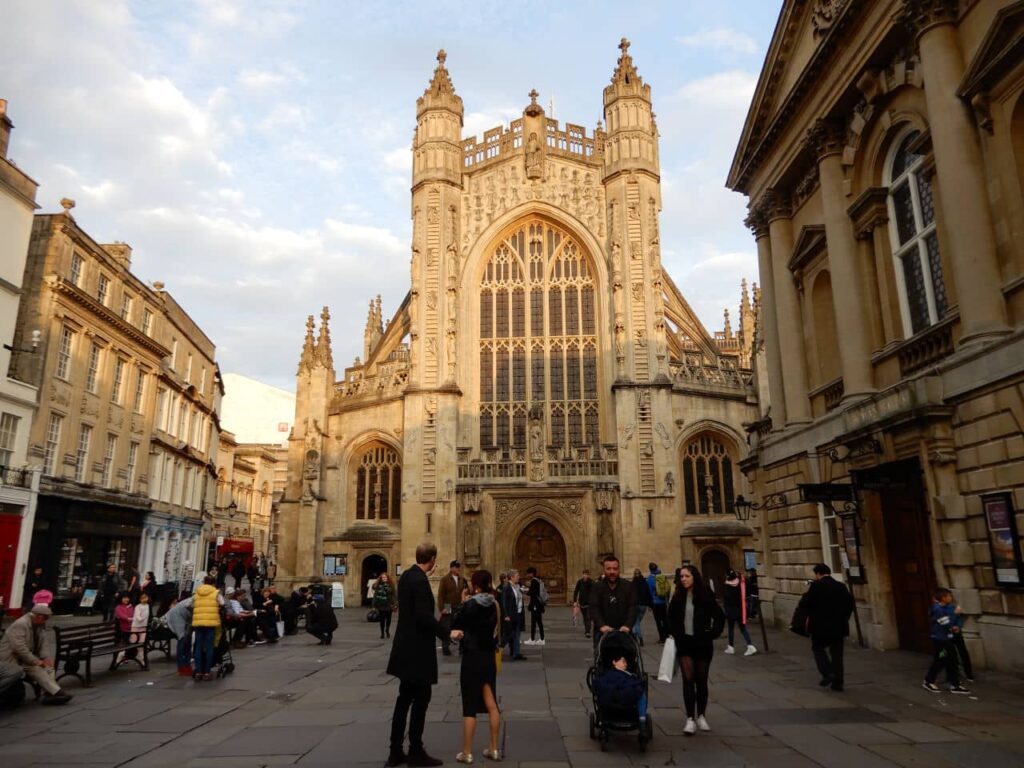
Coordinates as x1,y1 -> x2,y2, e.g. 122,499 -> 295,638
3,329 -> 41,353
227,500 -> 238,518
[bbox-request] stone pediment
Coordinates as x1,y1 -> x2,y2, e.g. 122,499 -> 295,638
958,1 -> 1024,99
728,0 -> 856,192
679,519 -> 754,538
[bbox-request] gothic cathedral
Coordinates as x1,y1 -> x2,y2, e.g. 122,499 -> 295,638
276,42 -> 760,600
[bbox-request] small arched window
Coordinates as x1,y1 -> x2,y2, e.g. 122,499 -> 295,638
885,129 -> 948,335
354,444 -> 401,521
681,434 -> 735,515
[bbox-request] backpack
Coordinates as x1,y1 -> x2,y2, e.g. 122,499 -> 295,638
654,574 -> 672,599
537,578 -> 550,605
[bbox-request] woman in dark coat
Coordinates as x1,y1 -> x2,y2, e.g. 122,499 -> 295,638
450,570 -> 502,763
668,564 -> 725,736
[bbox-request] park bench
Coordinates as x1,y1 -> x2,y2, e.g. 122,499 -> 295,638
53,622 -> 148,687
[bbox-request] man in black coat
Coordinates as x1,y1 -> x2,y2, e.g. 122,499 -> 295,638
589,555 -> 637,649
385,543 -> 448,768
796,563 -> 855,691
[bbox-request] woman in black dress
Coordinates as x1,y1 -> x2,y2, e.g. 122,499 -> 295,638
667,565 -> 725,736
450,569 -> 502,763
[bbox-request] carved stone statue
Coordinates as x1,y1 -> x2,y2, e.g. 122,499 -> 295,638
526,132 -> 542,179
597,510 -> 614,556
530,420 -> 544,462
664,471 -> 675,496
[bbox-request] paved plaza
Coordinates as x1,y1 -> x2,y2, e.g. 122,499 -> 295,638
2,607 -> 1024,767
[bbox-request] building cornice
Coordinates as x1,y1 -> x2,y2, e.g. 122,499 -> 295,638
48,275 -> 171,359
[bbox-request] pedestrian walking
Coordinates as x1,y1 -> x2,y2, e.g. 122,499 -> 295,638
101,563 -> 126,622
922,588 -> 971,695
723,570 -> 757,656
572,569 -> 594,638
192,575 -> 224,682
589,555 -> 637,649
385,542 -> 448,767
373,572 -> 398,639
794,564 -> 854,691
500,569 -> 526,660
0,604 -> 73,705
949,593 -> 974,682
164,595 -> 195,676
524,566 -> 546,646
667,564 -> 724,735
449,569 -> 503,763
632,567 -> 652,646
647,562 -> 671,643
437,560 -> 468,656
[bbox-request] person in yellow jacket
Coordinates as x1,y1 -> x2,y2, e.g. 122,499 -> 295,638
192,575 -> 224,681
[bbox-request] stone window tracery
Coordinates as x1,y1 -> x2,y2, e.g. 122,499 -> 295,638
886,129 -> 948,336
681,434 -> 735,515
479,219 -> 600,449
354,444 -> 401,521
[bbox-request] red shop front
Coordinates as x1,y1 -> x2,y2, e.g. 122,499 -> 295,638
214,537 -> 255,571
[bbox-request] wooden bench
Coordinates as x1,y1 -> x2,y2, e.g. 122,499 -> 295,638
146,620 -> 175,662
53,622 -> 148,687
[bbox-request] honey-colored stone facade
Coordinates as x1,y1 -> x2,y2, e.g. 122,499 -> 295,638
730,0 -> 1024,671
276,43 -> 760,599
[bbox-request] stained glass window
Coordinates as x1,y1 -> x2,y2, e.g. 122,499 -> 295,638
681,435 -> 736,516
478,219 -> 600,449
355,444 -> 401,520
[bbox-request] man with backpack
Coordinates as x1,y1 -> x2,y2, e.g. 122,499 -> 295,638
524,566 -> 547,646
647,563 -> 671,643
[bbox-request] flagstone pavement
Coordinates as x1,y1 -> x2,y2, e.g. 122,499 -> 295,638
2,606 -> 1024,767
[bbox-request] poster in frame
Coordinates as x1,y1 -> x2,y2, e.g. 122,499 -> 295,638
982,493 -> 1023,587
840,517 -> 866,584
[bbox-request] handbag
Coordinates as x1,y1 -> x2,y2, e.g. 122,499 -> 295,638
367,609 -> 380,622
657,636 -> 676,683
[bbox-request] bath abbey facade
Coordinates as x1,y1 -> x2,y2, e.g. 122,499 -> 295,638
275,42 -> 760,600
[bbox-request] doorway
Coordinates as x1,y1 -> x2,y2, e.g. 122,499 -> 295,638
514,518 -> 567,602
875,461 -> 936,653
0,512 -> 21,612
361,554 -> 387,607
700,548 -> 731,597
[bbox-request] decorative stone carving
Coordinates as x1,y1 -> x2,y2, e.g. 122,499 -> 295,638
619,423 -> 635,447
526,130 -> 543,180
464,518 -> 481,560
761,188 -> 792,222
461,487 -> 482,514
812,0 -> 850,38
664,471 -> 675,496
50,383 -> 71,408
655,422 -> 671,449
804,117 -> 846,161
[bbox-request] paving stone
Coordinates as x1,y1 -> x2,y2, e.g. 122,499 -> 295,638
201,725 -> 332,757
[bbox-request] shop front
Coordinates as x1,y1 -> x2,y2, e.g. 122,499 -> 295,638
29,496 -> 145,614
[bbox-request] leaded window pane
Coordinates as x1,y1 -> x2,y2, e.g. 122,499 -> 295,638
550,352 -> 564,402
496,350 -> 509,401
582,287 -> 595,334
901,252 -> 930,334
530,288 -> 544,336
565,289 -> 579,335
481,348 -> 493,402
566,345 -> 580,400
512,289 -> 525,337
531,354 -> 545,402
481,291 -> 492,338
917,170 -> 936,227
512,408 -> 526,447
584,405 -> 599,446
496,291 -> 509,338
549,289 -> 562,336
924,233 -> 947,317
512,348 -> 526,401
893,183 -> 916,245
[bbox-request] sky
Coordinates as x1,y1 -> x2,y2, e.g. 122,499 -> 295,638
2,0 -> 781,391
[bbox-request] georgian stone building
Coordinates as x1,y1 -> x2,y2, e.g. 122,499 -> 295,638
729,0 -> 1024,669
9,206 -> 219,609
276,43 -> 760,599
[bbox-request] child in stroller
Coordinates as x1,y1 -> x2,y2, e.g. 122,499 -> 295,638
587,631 -> 652,751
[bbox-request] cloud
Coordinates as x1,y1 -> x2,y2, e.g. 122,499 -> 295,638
238,69 -> 288,90
463,108 -> 522,142
674,71 -> 758,112
677,27 -> 758,56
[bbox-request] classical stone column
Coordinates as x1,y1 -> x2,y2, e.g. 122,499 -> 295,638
906,0 -> 1009,344
764,190 -> 812,424
849,187 -> 901,348
745,208 -> 787,426
807,119 -> 875,400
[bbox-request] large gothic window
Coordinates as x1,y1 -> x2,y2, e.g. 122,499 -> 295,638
886,129 -> 948,336
479,219 -> 599,450
681,434 -> 735,515
354,444 -> 401,520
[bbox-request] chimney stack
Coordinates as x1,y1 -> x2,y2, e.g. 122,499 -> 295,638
103,242 -> 133,268
0,99 -> 13,159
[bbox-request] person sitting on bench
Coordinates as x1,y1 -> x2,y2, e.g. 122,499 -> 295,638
227,590 -> 259,646
0,604 -> 73,706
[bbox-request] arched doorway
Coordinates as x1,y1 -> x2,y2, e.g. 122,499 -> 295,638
700,549 -> 731,598
361,554 -> 387,606
513,518 -> 567,602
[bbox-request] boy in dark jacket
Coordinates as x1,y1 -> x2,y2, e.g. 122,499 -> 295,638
922,588 -> 971,695
592,652 -> 645,713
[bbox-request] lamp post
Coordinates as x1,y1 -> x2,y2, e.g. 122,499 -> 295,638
730,493 -> 787,654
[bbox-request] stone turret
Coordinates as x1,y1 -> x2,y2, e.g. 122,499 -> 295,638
602,38 -> 659,180
413,50 -> 464,190
363,295 -> 384,361
314,306 -> 334,369
297,314 -> 315,373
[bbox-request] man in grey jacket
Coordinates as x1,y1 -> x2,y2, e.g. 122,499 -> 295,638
164,596 -> 195,676
0,604 -> 72,705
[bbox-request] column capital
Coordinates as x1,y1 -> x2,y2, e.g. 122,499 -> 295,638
762,188 -> 792,223
744,207 -> 770,239
805,117 -> 846,162
898,0 -> 960,39
847,187 -> 890,240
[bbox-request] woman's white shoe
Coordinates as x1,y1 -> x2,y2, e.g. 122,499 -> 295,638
697,715 -> 711,731
456,752 -> 474,763
482,748 -> 502,761
683,717 -> 697,735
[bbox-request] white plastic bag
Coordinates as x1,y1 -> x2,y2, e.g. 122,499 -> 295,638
276,621 -> 285,637
657,636 -> 676,683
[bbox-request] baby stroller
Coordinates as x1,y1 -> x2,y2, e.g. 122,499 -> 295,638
586,631 -> 652,752
212,618 -> 236,678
